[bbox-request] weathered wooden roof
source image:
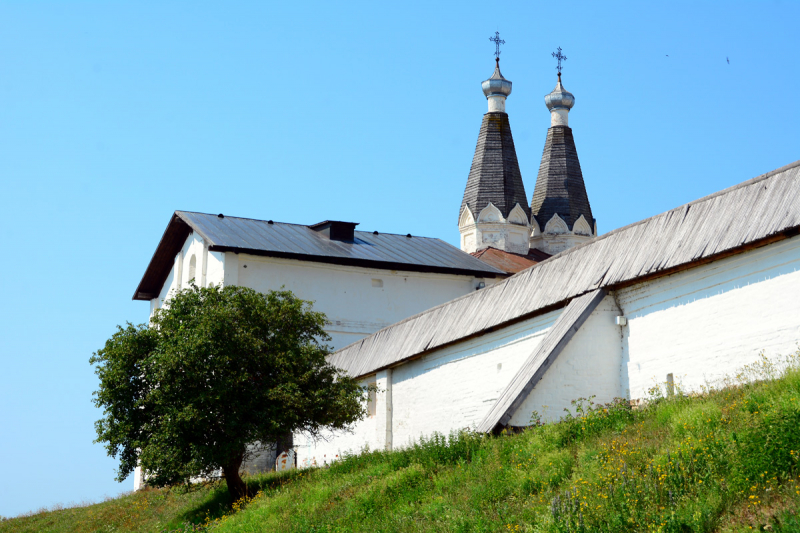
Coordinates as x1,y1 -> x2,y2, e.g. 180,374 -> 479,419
133,212 -> 504,300
530,125 -> 594,231
459,112 -> 530,222
476,289 -> 607,433
329,160 -> 800,379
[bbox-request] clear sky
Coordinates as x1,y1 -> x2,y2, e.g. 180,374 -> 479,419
1,0 -> 797,518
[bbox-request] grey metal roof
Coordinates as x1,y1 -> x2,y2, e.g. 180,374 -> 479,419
459,112 -> 530,222
329,160 -> 800,380
133,212 -> 503,300
530,125 -> 594,231
476,289 -> 606,433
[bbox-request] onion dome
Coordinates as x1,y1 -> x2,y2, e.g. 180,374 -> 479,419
481,59 -> 512,99
544,73 -> 574,111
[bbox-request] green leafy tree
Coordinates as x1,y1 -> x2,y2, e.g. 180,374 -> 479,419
91,285 -> 366,500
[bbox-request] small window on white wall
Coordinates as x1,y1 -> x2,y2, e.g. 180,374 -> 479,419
367,382 -> 377,417
188,255 -> 197,284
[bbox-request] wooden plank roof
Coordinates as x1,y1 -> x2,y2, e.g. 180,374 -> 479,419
329,160 -> 800,379
475,289 -> 607,433
531,125 -> 594,231
459,112 -> 530,222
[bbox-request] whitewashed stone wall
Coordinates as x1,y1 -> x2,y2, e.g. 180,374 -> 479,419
299,235 -> 800,467
150,234 -> 220,315
390,309 -> 559,446
235,254 -> 488,350
619,235 -> 800,400
509,295 -> 623,424
149,233 -> 489,351
295,309 -> 561,465
146,231 -> 800,478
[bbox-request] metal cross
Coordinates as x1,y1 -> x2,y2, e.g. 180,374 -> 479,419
489,32 -> 505,59
552,47 -> 567,74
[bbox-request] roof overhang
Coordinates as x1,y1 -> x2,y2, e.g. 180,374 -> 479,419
133,212 -> 501,301
328,159 -> 800,380
133,213 -> 193,301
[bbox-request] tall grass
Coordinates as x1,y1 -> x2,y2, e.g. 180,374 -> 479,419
215,350 -> 800,532
4,351 -> 800,532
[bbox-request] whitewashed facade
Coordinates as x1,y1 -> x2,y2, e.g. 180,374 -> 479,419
148,232 -> 494,351
299,160 -> 800,466
131,50 -> 799,484
299,232 -> 800,464
132,215 -> 503,487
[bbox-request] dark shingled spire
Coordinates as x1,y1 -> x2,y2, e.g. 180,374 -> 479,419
530,125 -> 594,230
460,112 -> 530,223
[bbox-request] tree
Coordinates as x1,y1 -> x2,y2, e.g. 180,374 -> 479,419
91,285 -> 367,500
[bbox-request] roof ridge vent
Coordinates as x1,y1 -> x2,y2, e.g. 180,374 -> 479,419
309,220 -> 359,241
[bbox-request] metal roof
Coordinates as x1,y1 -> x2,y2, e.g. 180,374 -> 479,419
133,211 -> 504,300
328,160 -> 800,380
470,247 -> 551,274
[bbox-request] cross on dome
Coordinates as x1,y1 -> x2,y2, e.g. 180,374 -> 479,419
552,46 -> 567,74
489,32 -> 505,60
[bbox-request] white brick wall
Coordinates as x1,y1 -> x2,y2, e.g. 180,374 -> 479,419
619,235 -> 800,399
295,309 -> 561,463
509,295 -> 623,425
299,235 -> 800,464
294,381 -> 378,468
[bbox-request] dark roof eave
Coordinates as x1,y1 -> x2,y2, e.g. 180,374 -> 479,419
341,226 -> 800,381
329,159 -> 800,379
207,245 -> 502,278
133,214 -> 503,301
132,213 -> 193,301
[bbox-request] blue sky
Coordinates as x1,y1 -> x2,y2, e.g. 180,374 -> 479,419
0,0 -> 797,518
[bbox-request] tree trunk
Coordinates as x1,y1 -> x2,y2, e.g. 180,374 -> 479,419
222,453 -> 247,501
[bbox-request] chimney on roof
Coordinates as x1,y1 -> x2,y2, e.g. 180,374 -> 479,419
309,220 -> 359,241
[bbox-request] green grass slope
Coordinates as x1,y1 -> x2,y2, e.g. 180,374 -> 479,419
4,354 -> 800,533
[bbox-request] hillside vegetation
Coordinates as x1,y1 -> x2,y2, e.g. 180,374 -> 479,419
4,352 -> 800,533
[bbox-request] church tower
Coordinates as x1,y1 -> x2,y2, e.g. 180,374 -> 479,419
459,41 -> 531,255
529,50 -> 596,255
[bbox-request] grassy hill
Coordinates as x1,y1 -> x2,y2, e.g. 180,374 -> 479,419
4,353 -> 800,533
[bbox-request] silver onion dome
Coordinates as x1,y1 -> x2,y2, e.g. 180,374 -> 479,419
482,59 -> 512,99
544,74 -> 574,111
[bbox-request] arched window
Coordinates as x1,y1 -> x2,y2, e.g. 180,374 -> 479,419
188,255 -> 196,284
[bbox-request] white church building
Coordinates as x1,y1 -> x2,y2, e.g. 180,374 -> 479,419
294,60 -> 800,465
133,51 -> 800,476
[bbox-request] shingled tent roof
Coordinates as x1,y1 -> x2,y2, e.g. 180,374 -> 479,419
459,112 -> 530,222
530,125 -> 594,230
329,160 -> 800,381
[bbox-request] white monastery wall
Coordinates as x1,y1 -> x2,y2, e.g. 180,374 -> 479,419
145,229 -> 800,478
148,234 -> 488,351
390,309 -> 559,445
298,236 -> 800,469
619,235 -> 800,400
150,233 -> 208,316
509,295 -> 623,425
234,253 -> 486,350
295,309 -> 561,465
294,381 -> 380,468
